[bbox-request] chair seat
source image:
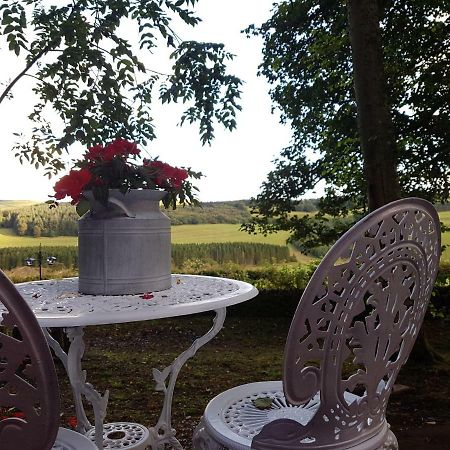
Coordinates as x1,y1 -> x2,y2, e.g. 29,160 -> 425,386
201,381 -> 365,450
201,381 -> 325,450
52,427 -> 97,450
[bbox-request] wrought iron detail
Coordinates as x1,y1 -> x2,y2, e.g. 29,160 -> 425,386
255,199 -> 440,449
149,308 -> 227,450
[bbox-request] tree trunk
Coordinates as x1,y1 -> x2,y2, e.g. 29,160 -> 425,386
347,0 -> 401,212
347,0 -> 440,365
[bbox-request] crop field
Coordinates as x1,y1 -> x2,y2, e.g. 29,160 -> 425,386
171,224 -> 291,245
0,200 -> 39,210
0,228 -> 78,247
0,224 -> 291,247
0,216 -> 448,262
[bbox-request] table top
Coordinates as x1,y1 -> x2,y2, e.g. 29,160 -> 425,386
14,275 -> 258,327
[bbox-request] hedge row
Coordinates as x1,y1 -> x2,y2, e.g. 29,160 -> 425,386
0,243 -> 293,271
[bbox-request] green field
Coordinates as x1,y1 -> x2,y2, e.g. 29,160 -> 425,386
440,211 -> 450,262
0,224 -> 290,247
1,214 -> 449,263
171,224 -> 291,245
0,200 -> 40,210
440,210 -> 450,226
0,228 -> 78,247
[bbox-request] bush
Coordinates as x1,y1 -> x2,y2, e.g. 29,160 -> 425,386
172,243 -> 293,269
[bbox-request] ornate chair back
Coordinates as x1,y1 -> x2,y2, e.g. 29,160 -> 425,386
253,198 -> 441,449
0,270 -> 60,450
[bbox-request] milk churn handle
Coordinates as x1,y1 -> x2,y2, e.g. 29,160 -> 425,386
107,197 -> 136,218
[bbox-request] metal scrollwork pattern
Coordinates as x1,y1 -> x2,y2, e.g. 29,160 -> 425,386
5,275 -> 249,327
256,199 -> 440,449
0,271 -> 60,450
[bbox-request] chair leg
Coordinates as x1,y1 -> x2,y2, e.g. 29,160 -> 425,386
378,429 -> 398,450
192,417 -> 224,450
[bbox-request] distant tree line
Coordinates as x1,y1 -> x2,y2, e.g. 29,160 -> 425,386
293,198 -> 320,212
0,201 -> 255,236
0,243 -> 293,271
165,201 -> 252,225
435,204 -> 450,212
0,199 -> 324,238
0,204 -> 79,237
0,246 -> 78,270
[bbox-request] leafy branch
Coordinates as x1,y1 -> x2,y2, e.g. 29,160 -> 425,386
0,0 -> 242,174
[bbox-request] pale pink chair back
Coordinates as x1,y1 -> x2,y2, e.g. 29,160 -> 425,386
253,198 -> 441,449
0,270 -> 60,450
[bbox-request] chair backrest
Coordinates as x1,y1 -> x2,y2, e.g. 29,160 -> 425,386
0,270 -> 60,450
253,198 -> 441,449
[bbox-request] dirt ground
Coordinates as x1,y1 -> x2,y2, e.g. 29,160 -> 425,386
395,425 -> 450,450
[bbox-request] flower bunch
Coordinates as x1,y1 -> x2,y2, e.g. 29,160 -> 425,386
53,139 -> 201,210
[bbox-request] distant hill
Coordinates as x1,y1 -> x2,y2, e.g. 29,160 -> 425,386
0,200 -> 41,210
165,200 -> 252,225
0,199 -> 255,237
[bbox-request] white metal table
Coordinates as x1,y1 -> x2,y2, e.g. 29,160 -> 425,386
15,275 -> 258,450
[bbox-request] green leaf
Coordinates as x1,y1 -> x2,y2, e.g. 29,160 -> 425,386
3,24 -> 14,34
2,0 -> 239,175
76,198 -> 90,217
252,397 -> 273,410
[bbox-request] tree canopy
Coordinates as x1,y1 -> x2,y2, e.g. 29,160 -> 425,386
244,0 -> 449,251
0,0 -> 242,174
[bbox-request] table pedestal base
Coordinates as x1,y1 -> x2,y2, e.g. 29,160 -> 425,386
46,308 -> 227,450
86,422 -> 150,450
147,308 -> 226,450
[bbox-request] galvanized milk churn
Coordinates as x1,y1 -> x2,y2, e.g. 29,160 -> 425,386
78,189 -> 171,295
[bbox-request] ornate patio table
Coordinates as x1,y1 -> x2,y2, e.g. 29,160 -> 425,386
15,275 -> 258,450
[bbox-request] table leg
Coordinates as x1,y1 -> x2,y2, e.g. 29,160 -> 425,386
44,327 -> 109,450
148,307 -> 227,450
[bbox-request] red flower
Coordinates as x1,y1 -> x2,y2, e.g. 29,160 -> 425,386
52,138 -> 198,207
85,140 -> 140,162
171,167 -> 189,188
103,139 -> 140,161
85,144 -> 104,161
53,168 -> 92,204
67,416 -> 78,429
120,139 -> 140,156
146,161 -> 188,188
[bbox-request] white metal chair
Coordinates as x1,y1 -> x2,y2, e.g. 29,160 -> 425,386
0,270 -> 97,450
193,198 -> 441,450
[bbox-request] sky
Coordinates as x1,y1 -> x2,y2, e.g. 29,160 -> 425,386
0,0 -> 296,203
